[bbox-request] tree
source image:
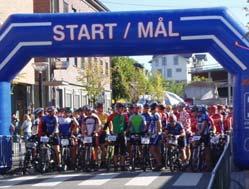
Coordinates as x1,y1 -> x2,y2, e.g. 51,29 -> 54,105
111,57 -> 151,103
148,71 -> 165,102
164,80 -> 186,97
78,60 -> 108,105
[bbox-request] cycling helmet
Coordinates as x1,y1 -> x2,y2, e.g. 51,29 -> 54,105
143,103 -> 150,109
33,107 -> 44,115
165,105 -> 172,110
191,106 -> 198,112
178,102 -> 186,108
115,103 -> 124,109
64,107 -> 72,113
158,104 -> 165,110
47,106 -> 56,112
84,105 -> 93,112
150,102 -> 158,110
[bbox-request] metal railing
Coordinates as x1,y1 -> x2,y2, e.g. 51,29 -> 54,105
207,135 -> 231,189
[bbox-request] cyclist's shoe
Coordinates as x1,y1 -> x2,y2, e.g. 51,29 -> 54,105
152,165 -> 163,172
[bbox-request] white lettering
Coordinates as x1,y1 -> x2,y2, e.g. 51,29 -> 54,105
169,21 -> 179,37
53,25 -> 65,41
104,23 -> 117,39
138,22 -> 153,38
65,25 -> 78,40
78,24 -> 91,40
154,20 -> 167,37
91,24 -> 104,40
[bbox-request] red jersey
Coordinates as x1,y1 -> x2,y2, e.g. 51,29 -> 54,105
190,114 -> 198,133
210,113 -> 223,134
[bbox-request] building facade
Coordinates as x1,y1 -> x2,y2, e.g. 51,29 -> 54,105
190,53 -> 233,104
33,0 -> 111,111
0,0 -> 112,120
150,54 -> 192,83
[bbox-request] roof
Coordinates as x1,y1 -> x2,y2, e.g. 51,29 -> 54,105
86,0 -> 110,12
193,54 -> 207,61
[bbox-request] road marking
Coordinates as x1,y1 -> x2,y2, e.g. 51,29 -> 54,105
33,174 -> 83,187
79,172 -> 119,186
173,173 -> 202,186
125,172 -> 161,186
0,176 -> 38,188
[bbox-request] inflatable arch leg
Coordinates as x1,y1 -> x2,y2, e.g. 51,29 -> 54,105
0,82 -> 12,173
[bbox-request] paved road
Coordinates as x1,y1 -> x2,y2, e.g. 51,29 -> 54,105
0,170 -> 210,189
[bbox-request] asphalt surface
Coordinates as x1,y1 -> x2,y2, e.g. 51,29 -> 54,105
0,169 -> 211,189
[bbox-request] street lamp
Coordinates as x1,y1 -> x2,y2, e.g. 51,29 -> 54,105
32,62 -> 49,107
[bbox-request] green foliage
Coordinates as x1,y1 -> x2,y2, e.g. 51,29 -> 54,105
192,76 -> 209,82
78,62 -> 107,104
111,57 -> 152,103
164,80 -> 186,97
148,72 -> 165,101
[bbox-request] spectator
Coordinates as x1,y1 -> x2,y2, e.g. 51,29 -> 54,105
21,114 -> 32,141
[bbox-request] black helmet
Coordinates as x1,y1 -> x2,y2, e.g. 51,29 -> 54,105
64,107 -> 72,113
115,103 -> 124,109
84,105 -> 93,112
150,102 -> 158,110
143,103 -> 150,109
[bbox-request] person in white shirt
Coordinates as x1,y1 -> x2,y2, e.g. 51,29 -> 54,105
21,114 -> 32,141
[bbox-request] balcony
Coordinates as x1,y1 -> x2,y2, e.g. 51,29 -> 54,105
190,63 -> 223,73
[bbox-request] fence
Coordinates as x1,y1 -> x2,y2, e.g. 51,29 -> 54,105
12,135 -> 25,168
207,135 -> 231,189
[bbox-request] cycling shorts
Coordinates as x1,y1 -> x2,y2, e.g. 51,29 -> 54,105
114,134 -> 126,156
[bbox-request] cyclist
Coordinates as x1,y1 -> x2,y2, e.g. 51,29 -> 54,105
165,113 -> 187,164
81,106 -> 100,170
33,107 -> 44,135
209,105 -> 224,134
196,106 -> 212,170
158,104 -> 168,129
142,103 -> 151,132
39,106 -> 61,168
178,103 -> 191,163
95,103 -> 109,168
58,107 -> 79,169
148,102 -> 163,171
108,103 -> 128,171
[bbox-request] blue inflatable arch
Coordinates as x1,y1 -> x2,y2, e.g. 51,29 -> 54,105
0,7 -> 248,171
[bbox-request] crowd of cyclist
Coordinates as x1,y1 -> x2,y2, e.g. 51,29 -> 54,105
21,101 -> 232,173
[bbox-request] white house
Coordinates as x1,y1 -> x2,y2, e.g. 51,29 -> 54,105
150,54 -> 192,83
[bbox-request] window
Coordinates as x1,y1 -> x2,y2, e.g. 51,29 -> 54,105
81,95 -> 87,106
167,69 -> 172,78
105,62 -> 109,75
51,0 -> 59,13
173,56 -> 179,65
63,1 -> 69,13
155,58 -> 159,66
73,57 -> 78,67
74,95 -> 80,109
162,57 -> 167,65
65,93 -> 72,107
176,68 -> 182,72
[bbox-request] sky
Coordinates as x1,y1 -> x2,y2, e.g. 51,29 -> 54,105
100,0 -> 248,69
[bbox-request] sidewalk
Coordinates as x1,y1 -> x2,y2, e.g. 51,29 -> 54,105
230,171 -> 249,189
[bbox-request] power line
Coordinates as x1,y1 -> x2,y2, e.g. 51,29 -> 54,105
101,0 -> 246,9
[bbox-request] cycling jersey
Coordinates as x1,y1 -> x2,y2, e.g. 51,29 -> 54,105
159,112 -> 168,129
59,117 -> 72,137
129,114 -> 144,134
41,115 -> 59,136
165,122 -> 184,135
83,116 -> 98,136
148,112 -> 160,134
190,114 -> 198,133
210,113 -> 224,134
142,112 -> 151,129
179,110 -> 191,133
197,113 -> 210,135
108,113 -> 127,134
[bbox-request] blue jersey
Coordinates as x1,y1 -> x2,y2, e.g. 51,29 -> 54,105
142,112 -> 151,128
166,122 -> 184,135
197,113 -> 210,135
59,117 -> 72,136
148,112 -> 160,134
42,115 -> 58,135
